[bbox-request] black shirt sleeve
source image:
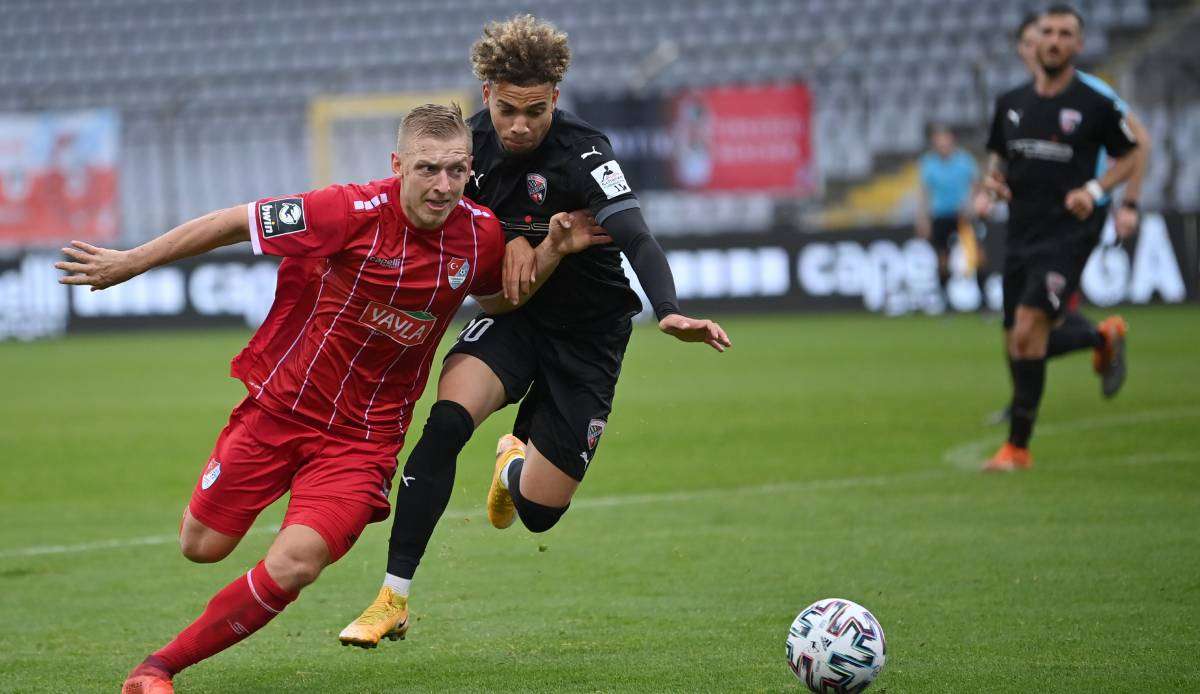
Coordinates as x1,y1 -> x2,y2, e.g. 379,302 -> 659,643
1097,96 -> 1137,159
601,207 -> 680,320
568,135 -> 640,224
986,94 -> 1008,158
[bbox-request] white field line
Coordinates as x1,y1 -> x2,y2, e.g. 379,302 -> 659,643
941,406 -> 1200,471
0,471 -> 946,561
4,407 -> 1196,561
0,525 -> 280,560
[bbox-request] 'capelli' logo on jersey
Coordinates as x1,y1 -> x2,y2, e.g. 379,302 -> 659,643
358,301 -> 436,346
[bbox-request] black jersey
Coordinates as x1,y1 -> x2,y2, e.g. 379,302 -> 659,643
986,73 -> 1136,248
466,108 -> 644,332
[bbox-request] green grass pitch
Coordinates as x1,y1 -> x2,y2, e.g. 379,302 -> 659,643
1,306 -> 1198,692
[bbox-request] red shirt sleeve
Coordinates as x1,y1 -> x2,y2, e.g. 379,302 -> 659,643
469,213 -> 505,298
246,184 -> 351,258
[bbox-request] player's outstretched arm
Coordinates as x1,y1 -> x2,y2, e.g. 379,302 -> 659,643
601,207 -> 730,353
56,206 -> 249,290
475,210 -> 607,314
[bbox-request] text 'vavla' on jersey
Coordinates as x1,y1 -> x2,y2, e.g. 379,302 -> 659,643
230,178 -> 505,443
986,74 -> 1136,248
466,108 -> 644,331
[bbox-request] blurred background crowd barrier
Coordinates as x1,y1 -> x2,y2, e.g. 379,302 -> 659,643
1,0 -> 1198,339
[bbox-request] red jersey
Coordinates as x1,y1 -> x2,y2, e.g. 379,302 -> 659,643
229,177 -> 504,444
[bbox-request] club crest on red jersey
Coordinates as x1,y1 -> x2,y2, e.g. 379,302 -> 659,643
527,173 -> 548,205
1059,108 -> 1082,134
201,458 -> 221,490
358,301 -> 436,346
447,257 -> 469,289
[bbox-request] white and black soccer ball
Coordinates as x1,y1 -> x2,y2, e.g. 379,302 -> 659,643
785,598 -> 886,693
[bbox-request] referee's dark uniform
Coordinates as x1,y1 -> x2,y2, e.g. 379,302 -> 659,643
448,107 -> 680,479
986,74 -> 1137,328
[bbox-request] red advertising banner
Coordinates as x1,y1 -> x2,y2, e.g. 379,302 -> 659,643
0,110 -> 119,247
670,84 -> 814,194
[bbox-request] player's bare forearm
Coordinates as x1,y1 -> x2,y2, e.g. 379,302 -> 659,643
1120,112 -> 1150,202
130,207 -> 249,272
56,206 -> 249,290
1097,149 -> 1138,192
477,242 -> 566,314
476,210 -> 604,314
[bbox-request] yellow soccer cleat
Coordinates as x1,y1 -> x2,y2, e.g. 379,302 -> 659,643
338,586 -> 409,649
488,434 -> 524,529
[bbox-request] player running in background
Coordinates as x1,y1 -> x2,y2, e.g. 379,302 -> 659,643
978,4 -> 1142,472
980,8 -> 1151,425
338,15 -> 730,648
915,124 -> 980,305
56,104 -> 599,693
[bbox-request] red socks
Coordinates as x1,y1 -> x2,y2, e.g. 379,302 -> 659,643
148,560 -> 298,676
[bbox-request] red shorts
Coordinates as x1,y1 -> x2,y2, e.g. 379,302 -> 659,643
188,398 -> 401,561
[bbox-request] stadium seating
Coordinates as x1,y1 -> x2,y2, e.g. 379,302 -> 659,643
0,0 -> 1182,243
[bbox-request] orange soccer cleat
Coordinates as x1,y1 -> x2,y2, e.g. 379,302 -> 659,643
1094,316 -> 1127,398
121,662 -> 174,694
982,442 -> 1032,472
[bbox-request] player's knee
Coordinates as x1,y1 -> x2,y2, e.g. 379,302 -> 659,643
264,549 -> 325,591
1010,328 -> 1046,359
179,534 -> 233,563
513,497 -> 569,534
419,400 -> 475,454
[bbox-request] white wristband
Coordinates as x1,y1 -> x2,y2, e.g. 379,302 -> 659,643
1084,179 -> 1105,202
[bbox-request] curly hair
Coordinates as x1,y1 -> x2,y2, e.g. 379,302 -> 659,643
470,14 -> 571,86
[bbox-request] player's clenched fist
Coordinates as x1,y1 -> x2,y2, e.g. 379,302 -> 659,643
55,240 -> 141,290
1064,187 -> 1095,220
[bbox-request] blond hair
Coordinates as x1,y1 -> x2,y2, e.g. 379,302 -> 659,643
396,103 -> 471,153
470,14 -> 571,86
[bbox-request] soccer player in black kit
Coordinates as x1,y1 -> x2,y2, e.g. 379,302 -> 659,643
338,15 -> 730,646
979,4 -> 1141,472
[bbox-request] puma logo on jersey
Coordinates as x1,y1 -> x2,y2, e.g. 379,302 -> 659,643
1007,109 -> 1021,126
580,146 -> 601,159
470,171 -> 485,187
358,301 -> 437,346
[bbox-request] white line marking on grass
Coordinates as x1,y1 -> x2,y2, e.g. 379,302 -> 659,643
6,409 -> 1194,562
1,472 -> 950,561
941,407 -> 1200,471
0,525 -> 278,560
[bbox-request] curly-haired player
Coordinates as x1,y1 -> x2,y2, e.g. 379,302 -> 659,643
338,15 -> 729,647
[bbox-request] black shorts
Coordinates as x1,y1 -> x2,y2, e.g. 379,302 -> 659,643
1002,209 -> 1106,329
446,311 -> 631,481
930,216 -> 960,254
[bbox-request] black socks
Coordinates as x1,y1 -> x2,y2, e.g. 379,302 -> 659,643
1046,311 -> 1103,358
1007,358 -> 1047,448
505,457 -> 569,533
386,400 -> 475,579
